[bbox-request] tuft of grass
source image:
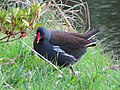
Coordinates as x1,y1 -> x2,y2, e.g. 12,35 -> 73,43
0,36 -> 119,90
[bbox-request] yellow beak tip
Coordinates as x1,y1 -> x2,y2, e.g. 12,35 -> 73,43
37,41 -> 39,43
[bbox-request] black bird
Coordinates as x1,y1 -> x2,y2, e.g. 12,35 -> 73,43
33,27 -> 99,73
34,27 -> 99,59
33,30 -> 77,67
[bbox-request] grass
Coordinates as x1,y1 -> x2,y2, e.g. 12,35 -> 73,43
0,36 -> 120,90
0,0 -> 119,89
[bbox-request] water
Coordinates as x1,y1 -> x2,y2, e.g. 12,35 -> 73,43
84,0 -> 120,58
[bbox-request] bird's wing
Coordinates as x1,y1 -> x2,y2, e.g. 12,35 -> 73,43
66,28 -> 100,39
68,32 -> 85,38
53,46 -> 76,59
50,31 -> 91,49
53,45 -> 77,65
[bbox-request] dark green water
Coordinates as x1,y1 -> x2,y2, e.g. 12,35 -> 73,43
84,0 -> 120,58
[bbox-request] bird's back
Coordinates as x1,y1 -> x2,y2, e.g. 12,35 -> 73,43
49,29 -> 99,59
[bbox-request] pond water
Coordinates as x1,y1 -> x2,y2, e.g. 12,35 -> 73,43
84,0 -> 120,58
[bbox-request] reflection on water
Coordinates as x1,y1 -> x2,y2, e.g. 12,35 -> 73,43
84,0 -> 120,58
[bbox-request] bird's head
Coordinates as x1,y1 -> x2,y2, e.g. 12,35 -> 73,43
36,27 -> 51,43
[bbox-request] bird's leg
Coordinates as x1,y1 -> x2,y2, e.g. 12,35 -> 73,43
69,65 -> 78,77
69,65 -> 75,76
69,65 -> 81,87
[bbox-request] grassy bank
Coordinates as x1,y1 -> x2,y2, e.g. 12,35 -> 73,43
0,36 -> 119,90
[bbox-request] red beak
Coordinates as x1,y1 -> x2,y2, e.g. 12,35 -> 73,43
37,32 -> 41,43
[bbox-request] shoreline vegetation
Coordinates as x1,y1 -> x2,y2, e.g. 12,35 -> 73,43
0,0 -> 119,89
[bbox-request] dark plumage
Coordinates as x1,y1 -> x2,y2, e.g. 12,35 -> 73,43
33,32 -> 77,67
33,27 -> 99,67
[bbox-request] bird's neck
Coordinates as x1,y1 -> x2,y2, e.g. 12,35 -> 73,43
45,30 -> 51,41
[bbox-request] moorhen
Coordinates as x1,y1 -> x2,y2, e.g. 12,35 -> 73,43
33,27 -> 99,74
33,29 -> 77,67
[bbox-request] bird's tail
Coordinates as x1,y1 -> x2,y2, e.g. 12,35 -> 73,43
86,41 -> 96,47
84,28 -> 100,47
84,28 -> 100,39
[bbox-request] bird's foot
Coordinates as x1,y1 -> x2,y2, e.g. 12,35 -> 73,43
69,65 -> 80,77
